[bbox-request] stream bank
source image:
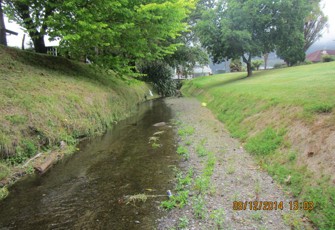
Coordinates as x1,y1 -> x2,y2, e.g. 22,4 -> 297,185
158,97 -> 312,230
0,46 -> 158,198
0,99 -> 178,229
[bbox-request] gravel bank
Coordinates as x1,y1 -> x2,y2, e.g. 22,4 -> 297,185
158,97 -> 312,230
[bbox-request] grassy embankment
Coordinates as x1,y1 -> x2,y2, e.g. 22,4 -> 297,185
182,62 -> 335,229
0,46 -> 155,198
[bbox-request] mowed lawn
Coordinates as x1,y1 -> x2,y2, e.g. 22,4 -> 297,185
182,61 -> 335,229
190,61 -> 335,108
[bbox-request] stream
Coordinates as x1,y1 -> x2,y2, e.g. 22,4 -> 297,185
0,99 -> 179,229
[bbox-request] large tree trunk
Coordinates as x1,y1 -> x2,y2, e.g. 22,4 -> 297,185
31,34 -> 47,53
14,2 -> 47,53
0,0 -> 7,46
242,54 -> 252,77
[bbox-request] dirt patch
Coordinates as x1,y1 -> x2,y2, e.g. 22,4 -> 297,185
287,113 -> 335,184
158,98 -> 313,230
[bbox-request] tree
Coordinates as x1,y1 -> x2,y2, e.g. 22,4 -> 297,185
0,0 -> 7,46
197,0 -> 310,74
197,0 -> 278,77
304,0 -> 328,51
4,0 -> 59,53
274,0 -> 310,66
165,44 -> 209,78
46,0 -> 195,73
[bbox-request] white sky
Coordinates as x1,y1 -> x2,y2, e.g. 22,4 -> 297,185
319,0 -> 335,42
3,0 -> 335,48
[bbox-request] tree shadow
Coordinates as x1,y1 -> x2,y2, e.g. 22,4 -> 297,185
200,74 -> 249,90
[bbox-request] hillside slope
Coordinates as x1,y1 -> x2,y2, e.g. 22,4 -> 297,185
182,62 -> 335,229
0,46 -> 154,191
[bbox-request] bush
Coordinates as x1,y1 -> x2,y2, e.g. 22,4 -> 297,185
273,63 -> 287,69
138,61 -> 177,97
229,59 -> 242,72
251,60 -> 263,70
322,54 -> 335,62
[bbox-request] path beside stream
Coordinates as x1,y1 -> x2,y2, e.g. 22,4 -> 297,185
158,97 -> 312,230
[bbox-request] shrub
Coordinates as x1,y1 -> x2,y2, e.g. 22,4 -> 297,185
138,61 -> 177,97
273,63 -> 287,69
229,59 -> 242,72
251,60 -> 263,70
322,54 -> 335,62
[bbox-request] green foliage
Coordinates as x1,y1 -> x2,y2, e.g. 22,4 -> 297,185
165,45 -> 209,78
245,128 -> 284,156
229,59 -> 242,72
6,0 -> 196,72
5,115 -> 27,125
273,63 -> 287,69
196,138 -> 207,157
210,208 -> 225,229
192,195 -> 206,219
0,46 -> 152,163
322,54 -> 335,62
0,187 -> 8,200
178,216 -> 189,229
48,0 -> 195,72
305,103 -> 333,114
139,61 -> 177,97
0,162 -> 10,180
302,186 -> 335,229
161,168 -> 193,210
251,60 -> 263,70
275,0 -> 310,66
178,125 -> 195,138
196,0 -> 310,75
182,62 -> 335,230
177,145 -> 189,160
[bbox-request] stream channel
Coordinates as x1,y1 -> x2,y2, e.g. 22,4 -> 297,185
0,99 -> 179,229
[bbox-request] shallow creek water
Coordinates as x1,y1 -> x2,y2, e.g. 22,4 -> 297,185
0,99 -> 179,229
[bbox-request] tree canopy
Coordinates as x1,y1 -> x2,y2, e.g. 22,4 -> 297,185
196,0 -> 312,76
4,0 -> 196,73
304,0 -> 328,51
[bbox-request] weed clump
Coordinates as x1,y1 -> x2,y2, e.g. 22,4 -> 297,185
245,128 -> 284,156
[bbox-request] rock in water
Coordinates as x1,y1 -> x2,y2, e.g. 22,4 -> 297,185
153,122 -> 166,127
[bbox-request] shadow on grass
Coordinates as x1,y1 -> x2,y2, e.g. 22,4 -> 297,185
200,74 -> 249,90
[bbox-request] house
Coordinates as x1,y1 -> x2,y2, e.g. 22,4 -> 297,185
172,64 -> 212,80
306,50 -> 335,63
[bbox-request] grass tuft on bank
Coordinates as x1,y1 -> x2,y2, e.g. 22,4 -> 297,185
182,62 -> 335,229
0,46 -> 153,181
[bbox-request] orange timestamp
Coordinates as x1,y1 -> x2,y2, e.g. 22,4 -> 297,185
233,201 -> 314,211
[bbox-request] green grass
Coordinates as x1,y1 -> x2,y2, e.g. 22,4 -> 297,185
182,62 -> 335,229
245,127 -> 285,156
177,145 -> 189,160
0,46 -> 154,176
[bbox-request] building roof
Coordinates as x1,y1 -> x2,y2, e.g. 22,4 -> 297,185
306,50 -> 335,62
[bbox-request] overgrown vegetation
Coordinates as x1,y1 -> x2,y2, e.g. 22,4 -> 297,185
139,61 -> 177,97
182,61 -> 335,229
0,46 -> 153,181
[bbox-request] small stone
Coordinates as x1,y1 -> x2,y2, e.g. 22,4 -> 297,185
135,220 -> 140,224
153,122 -> 166,127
